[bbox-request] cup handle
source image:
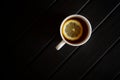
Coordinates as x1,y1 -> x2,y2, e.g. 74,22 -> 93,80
56,40 -> 65,50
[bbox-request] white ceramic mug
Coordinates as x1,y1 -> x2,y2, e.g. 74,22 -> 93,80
56,14 -> 92,50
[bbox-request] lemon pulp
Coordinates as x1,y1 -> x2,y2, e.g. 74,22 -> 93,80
62,19 -> 83,41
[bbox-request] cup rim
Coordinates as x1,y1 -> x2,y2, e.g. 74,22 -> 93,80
60,14 -> 92,46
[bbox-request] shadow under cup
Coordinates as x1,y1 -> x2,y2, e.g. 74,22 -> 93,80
60,15 -> 92,46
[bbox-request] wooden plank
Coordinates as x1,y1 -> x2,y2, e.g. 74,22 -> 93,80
81,38 -> 120,80
48,0 -> 90,15
49,2 -> 120,80
113,72 -> 120,80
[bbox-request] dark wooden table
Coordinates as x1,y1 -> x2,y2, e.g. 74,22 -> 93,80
8,0 -> 120,80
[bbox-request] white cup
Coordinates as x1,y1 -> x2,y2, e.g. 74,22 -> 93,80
56,14 -> 92,50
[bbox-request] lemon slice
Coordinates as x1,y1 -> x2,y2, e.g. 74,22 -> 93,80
62,19 -> 83,41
